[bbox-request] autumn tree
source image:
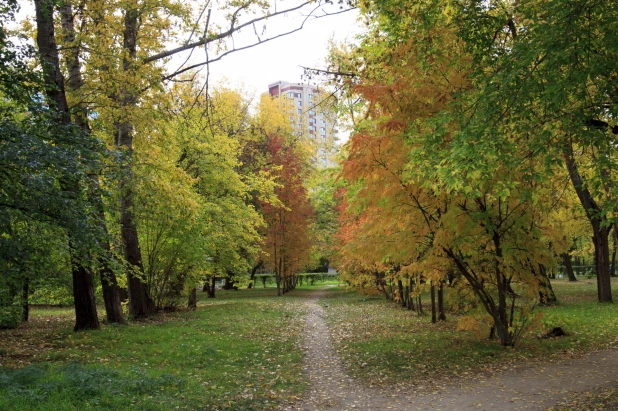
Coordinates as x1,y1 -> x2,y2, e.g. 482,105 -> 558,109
332,2 -> 563,345
261,136 -> 314,295
45,0 -> 353,317
434,0 -> 618,302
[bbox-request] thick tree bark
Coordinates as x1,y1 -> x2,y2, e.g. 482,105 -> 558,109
561,252 -> 577,282
564,146 -> 612,302
72,263 -> 100,331
34,0 -> 100,331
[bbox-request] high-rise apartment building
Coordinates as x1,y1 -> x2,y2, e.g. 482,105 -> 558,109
268,81 -> 339,167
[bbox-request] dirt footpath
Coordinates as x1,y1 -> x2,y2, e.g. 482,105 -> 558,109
281,292 -> 618,411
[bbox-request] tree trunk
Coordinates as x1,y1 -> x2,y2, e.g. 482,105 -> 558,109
72,263 -> 100,331
437,281 -> 446,321
593,225 -> 613,302
397,280 -> 406,307
34,0 -> 100,331
564,145 -> 612,302
207,277 -> 216,298
538,264 -> 557,305
117,6 -> 157,317
561,252 -> 577,282
430,284 -> 437,323
250,260 -> 263,288
187,288 -> 197,310
417,295 -> 423,316
59,3 -> 125,325
21,277 -> 29,323
609,229 -> 618,277
407,283 -> 415,311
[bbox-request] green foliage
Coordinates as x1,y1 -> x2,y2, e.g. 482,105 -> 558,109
0,305 -> 20,329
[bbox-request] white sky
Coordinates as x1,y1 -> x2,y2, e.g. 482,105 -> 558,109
17,1 -> 363,104
184,7 -> 363,97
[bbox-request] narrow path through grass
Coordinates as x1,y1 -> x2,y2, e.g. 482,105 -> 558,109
284,287 -> 618,411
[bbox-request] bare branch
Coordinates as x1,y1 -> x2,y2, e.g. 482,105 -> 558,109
144,0 -> 316,64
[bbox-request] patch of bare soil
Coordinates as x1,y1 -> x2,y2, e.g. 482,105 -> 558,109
282,290 -> 618,411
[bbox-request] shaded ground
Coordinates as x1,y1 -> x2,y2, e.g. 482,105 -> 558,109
282,290 -> 618,411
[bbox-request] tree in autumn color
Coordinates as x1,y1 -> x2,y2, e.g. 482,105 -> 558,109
332,4 -> 562,346
39,0 -> 352,319
261,136 -> 314,296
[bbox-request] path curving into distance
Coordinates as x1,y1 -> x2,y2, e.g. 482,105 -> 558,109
281,289 -> 618,411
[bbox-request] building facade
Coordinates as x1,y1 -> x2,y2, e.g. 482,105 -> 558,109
268,81 -> 339,168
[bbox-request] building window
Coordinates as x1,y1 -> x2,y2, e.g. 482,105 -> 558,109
298,100 -> 302,106
288,92 -> 294,98
297,93 -> 302,98
298,108 -> 302,114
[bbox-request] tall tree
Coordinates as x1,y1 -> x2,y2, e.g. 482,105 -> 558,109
34,0 -> 100,331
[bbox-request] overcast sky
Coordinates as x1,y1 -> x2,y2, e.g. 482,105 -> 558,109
17,2 -> 362,100
173,5 -> 363,97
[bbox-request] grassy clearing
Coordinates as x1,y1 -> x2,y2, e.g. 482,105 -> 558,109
0,288 -> 308,410
321,278 -> 618,388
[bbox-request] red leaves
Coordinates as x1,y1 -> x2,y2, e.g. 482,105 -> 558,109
260,135 -> 314,279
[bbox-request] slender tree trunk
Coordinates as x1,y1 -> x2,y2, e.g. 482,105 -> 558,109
610,224 -> 618,277
249,260 -> 263,289
407,282 -> 415,311
417,295 -> 423,315
117,6 -> 157,317
397,280 -> 406,307
34,0 -> 100,331
562,252 -> 577,282
430,284 -> 437,323
21,277 -> 29,323
438,281 -> 446,321
564,145 -> 612,302
207,277 -> 216,298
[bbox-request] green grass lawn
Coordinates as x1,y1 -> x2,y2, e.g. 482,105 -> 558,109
1,277 -> 617,410
320,278 -> 618,387
0,288 -> 309,410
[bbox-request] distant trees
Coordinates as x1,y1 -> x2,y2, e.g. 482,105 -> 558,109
261,136 -> 314,296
